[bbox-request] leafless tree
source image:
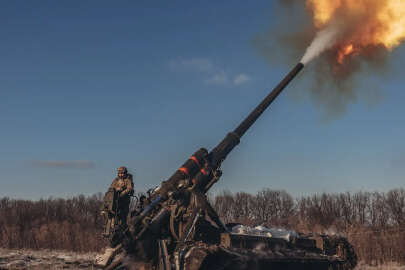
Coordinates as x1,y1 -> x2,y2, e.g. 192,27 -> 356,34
385,188 -> 405,226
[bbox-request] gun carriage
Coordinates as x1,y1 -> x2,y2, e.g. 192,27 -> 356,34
100,63 -> 357,270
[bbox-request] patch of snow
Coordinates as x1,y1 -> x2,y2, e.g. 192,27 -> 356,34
231,225 -> 298,241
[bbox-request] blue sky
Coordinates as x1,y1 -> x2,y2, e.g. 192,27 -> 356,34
1,1 -> 404,199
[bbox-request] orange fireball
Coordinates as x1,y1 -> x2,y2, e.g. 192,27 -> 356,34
306,0 -> 405,65
337,44 -> 355,64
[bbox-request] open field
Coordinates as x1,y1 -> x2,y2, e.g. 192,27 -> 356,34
1,249 -> 404,270
0,249 -> 102,270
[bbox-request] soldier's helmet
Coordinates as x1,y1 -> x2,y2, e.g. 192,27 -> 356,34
117,166 -> 128,177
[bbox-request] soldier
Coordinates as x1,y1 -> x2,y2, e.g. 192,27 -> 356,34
110,166 -> 134,226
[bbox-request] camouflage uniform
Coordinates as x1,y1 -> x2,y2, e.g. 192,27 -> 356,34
110,166 -> 134,226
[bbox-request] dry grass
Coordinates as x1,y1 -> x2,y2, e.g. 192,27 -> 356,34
0,248 -> 102,269
355,262 -> 405,270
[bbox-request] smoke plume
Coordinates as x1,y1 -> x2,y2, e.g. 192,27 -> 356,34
300,22 -> 342,65
255,0 -> 405,117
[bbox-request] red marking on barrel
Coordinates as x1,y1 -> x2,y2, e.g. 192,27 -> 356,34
190,156 -> 201,168
179,167 -> 189,176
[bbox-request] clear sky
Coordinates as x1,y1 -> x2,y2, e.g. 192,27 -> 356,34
1,1 -> 404,200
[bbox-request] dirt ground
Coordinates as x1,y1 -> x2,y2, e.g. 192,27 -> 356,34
0,249 -> 103,270
1,248 -> 404,270
355,263 -> 405,270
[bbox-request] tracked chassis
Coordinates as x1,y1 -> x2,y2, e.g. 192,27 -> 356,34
102,232 -> 357,270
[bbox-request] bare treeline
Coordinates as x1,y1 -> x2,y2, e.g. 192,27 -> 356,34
213,188 -> 405,265
0,194 -> 105,252
0,188 -> 404,265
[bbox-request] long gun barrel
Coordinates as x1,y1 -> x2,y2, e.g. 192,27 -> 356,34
157,62 -> 304,198
131,63 -> 304,232
209,62 -> 304,168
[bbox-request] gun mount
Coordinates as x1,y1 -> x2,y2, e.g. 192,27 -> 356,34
98,63 -> 357,270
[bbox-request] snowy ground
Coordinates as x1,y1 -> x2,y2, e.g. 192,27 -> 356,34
0,249 -> 103,270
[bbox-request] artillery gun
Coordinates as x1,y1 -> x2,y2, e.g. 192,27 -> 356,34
99,63 -> 357,270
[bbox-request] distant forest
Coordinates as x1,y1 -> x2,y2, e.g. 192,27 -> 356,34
1,188 -> 404,266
